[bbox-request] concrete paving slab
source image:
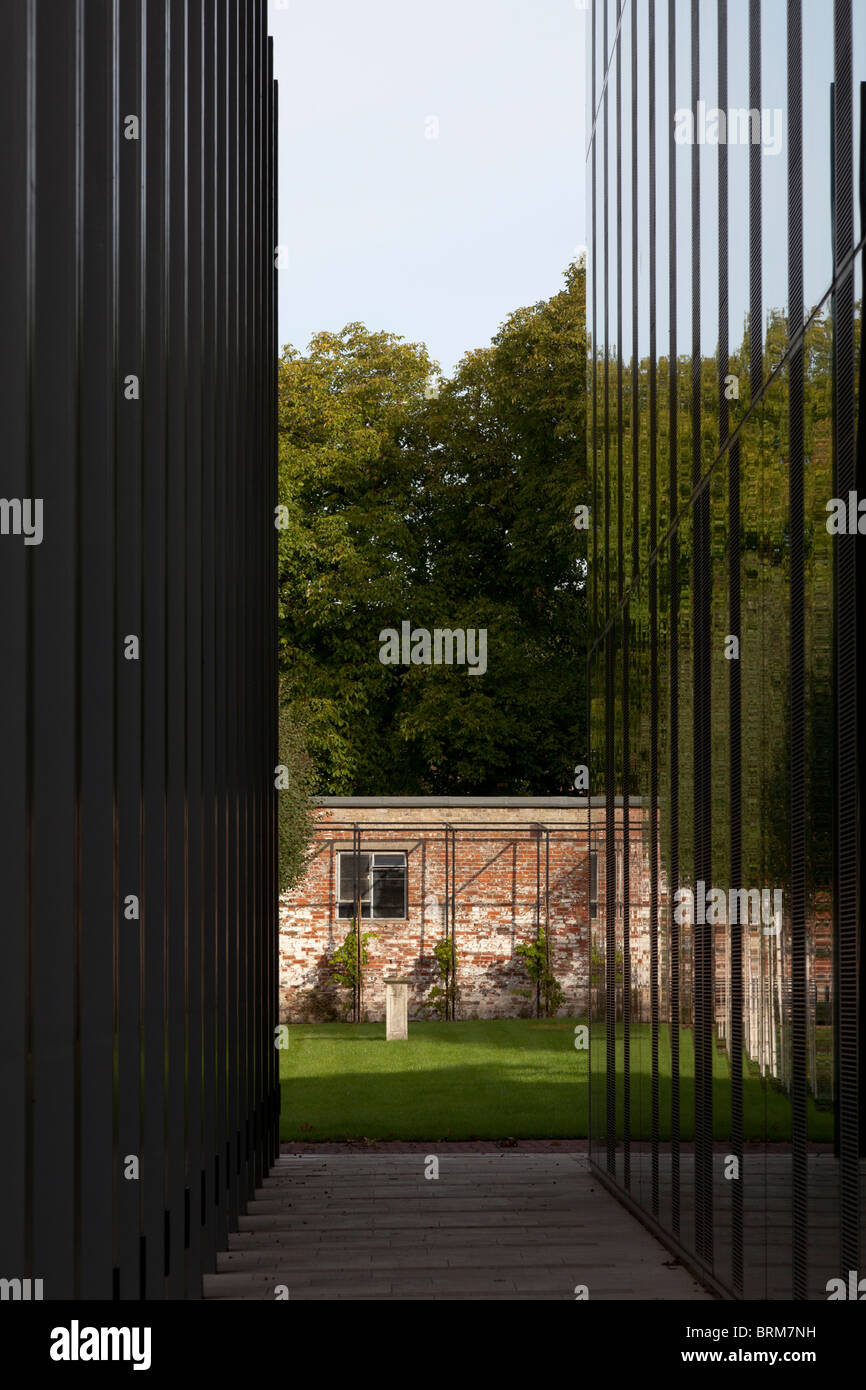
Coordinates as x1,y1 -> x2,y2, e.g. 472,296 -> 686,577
203,1154 -> 714,1301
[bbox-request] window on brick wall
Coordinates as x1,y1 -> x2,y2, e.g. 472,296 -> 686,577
337,851 -> 407,919
590,850 -> 598,919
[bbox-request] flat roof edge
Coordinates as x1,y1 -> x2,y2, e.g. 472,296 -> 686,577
314,796 -> 644,808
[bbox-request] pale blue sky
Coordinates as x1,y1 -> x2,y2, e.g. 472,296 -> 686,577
268,0 -> 587,379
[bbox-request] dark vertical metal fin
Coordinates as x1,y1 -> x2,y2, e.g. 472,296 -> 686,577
787,0 -> 808,1304
667,0 -> 681,1243
0,0 -> 277,1298
832,0 -> 860,1285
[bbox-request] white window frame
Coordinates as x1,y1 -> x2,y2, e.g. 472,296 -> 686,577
337,850 -> 408,921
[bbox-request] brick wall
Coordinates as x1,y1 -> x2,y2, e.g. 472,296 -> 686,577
279,801 -> 636,1023
279,798 -> 829,1067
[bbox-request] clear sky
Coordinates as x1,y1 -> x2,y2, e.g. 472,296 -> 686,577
268,0 -> 587,379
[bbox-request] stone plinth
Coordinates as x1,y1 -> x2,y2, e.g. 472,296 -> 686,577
385,977 -> 409,1041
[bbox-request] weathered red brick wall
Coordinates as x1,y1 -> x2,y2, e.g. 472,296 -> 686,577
280,801 -> 838,1094
279,802 -> 640,1023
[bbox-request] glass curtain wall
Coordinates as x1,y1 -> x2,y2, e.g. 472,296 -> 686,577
586,0 -> 864,1299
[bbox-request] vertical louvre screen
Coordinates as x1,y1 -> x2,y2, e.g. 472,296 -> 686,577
0,0 -> 278,1300
585,0 -> 864,1299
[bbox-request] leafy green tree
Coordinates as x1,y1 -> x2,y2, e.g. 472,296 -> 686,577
278,681 -> 316,892
277,264 -> 588,794
277,323 -> 436,791
398,261 -> 588,791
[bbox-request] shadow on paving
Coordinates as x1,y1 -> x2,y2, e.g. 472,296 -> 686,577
202,1153 -> 716,1301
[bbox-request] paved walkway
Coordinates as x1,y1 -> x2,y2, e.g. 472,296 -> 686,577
202,1153 -> 714,1300
607,1150 -> 858,1301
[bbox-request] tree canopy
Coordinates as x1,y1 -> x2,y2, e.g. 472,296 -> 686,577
277,262 -> 589,795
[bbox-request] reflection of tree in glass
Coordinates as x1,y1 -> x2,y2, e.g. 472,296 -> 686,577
591,296 -> 861,1114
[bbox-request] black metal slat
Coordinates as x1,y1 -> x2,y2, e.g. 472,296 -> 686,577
24,0 -> 37,1284
749,0 -> 763,402
0,0 -> 30,1291
236,0 -> 250,1211
601,0 -> 614,1179
729,429 -> 743,1296
165,0 -> 188,1298
199,0 -> 218,1275
79,0 -> 116,1301
590,0 -> 597,634
787,0 -> 808,1304
667,0 -> 681,1244
616,27 -> 624,606
31,0 -> 79,1300
631,0 -> 639,585
251,0 -> 263,1196
259,0 -> 268,1166
603,0 -> 610,627
246,0 -> 257,1179
832,0 -> 859,1284
260,0 -> 268,1187
262,0 -> 272,1181
213,0 -> 229,1254
716,0 -> 743,1301
615,14 -> 630,1195
115,0 -> 145,1303
536,825 -> 541,1019
269,32 -> 278,1166
622,608 -> 631,1190
718,0 -> 729,460
858,81 -> 866,1172
648,0 -> 660,1219
265,8 -> 272,1172
185,0 -> 205,1294
744,0 -> 763,1261
141,0 -> 169,1299
586,652 -> 593,1168
225,0 -> 240,1231
605,634 -> 616,1174
251,0 -> 262,1192
690,0 -> 709,1271
744,25 -> 763,1264
271,41 -> 280,1164
444,826 -> 449,1021
456,829 -> 462,1021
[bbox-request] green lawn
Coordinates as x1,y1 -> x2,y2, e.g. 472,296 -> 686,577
278,1019 -> 834,1143
597,1023 -> 832,1144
